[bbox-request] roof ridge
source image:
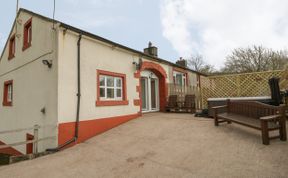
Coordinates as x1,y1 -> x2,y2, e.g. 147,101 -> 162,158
1,8 -> 206,76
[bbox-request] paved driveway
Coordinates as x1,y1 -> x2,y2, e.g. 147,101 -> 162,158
0,113 -> 287,178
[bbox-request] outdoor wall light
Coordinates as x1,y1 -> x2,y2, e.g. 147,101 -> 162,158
42,60 -> 53,68
40,107 -> 46,115
132,58 -> 142,71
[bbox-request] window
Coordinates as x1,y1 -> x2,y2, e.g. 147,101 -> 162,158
23,18 -> 32,50
8,34 -> 16,60
173,71 -> 187,86
99,76 -> 123,100
3,80 -> 13,106
96,70 -> 128,106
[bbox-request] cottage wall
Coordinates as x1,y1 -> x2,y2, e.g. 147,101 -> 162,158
0,11 -> 58,154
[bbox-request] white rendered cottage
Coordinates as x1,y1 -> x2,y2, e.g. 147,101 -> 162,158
0,9 -> 205,155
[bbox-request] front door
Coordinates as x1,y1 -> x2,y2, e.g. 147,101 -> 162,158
141,71 -> 159,112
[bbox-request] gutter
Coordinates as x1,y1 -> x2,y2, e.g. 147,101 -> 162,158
47,34 -> 82,152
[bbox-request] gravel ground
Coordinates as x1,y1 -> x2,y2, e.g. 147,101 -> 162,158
0,113 -> 287,178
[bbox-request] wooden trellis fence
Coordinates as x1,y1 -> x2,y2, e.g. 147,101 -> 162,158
200,70 -> 288,108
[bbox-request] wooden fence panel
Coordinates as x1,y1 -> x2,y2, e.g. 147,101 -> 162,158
200,70 -> 288,108
168,84 -> 202,110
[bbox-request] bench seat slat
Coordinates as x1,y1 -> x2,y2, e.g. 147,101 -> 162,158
217,113 -> 280,130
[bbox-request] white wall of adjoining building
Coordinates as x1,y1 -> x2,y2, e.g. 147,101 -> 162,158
0,11 -> 58,154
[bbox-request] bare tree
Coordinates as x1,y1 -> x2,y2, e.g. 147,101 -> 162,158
222,45 -> 288,73
188,55 -> 215,74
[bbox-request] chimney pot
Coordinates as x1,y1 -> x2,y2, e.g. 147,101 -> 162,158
144,42 -> 158,57
176,57 -> 187,67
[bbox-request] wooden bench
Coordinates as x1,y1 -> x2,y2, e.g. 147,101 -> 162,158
212,100 -> 287,145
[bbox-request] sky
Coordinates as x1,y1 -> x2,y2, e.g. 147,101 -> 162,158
1,0 -> 288,69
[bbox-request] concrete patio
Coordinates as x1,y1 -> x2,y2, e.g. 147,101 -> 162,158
0,113 -> 287,178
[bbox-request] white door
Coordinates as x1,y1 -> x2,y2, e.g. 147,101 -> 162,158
141,71 -> 159,112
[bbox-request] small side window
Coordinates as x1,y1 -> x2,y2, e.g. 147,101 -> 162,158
3,80 -> 13,106
23,18 -> 32,51
8,35 -> 16,60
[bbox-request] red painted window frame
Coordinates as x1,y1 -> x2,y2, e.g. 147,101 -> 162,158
96,70 -> 128,106
3,80 -> 13,106
8,34 -> 16,60
172,67 -> 189,86
22,18 -> 32,51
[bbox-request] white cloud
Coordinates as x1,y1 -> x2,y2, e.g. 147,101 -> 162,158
160,0 -> 288,68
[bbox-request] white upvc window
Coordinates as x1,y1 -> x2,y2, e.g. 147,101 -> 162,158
173,71 -> 186,86
99,75 -> 123,100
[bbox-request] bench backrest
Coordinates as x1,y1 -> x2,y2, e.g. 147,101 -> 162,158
184,95 -> 195,107
227,100 -> 284,119
167,95 -> 178,107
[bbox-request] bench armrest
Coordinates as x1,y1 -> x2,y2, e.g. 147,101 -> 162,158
260,114 -> 281,121
212,105 -> 227,110
212,105 -> 227,117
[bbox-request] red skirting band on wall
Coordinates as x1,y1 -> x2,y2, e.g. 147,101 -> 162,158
0,140 -> 23,156
58,113 -> 140,147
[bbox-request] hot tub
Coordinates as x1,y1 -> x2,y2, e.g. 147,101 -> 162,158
208,96 -> 271,117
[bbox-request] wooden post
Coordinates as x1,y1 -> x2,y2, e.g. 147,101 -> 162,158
33,125 -> 40,154
280,107 -> 287,141
261,120 -> 269,145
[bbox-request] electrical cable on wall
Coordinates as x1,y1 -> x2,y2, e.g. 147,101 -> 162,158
15,0 -> 19,35
53,0 -> 56,29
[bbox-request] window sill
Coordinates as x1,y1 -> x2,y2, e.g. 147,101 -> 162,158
96,100 -> 129,106
2,102 -> 12,107
22,43 -> 31,51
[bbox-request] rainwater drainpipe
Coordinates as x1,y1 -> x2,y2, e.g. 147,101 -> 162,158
47,34 -> 82,152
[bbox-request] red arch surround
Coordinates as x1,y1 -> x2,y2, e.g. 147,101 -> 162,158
135,61 -> 168,112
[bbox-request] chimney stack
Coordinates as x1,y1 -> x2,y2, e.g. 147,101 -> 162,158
176,57 -> 187,68
144,42 -> 158,57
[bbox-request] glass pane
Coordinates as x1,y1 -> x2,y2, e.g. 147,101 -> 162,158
107,77 -> 114,87
100,88 -> 105,97
107,88 -> 114,98
99,76 -> 105,86
116,89 -> 122,97
176,74 -> 183,85
151,79 -> 156,109
116,78 -> 122,87
7,84 -> 12,102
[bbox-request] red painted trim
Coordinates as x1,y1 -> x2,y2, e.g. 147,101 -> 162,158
22,18 -> 32,51
2,80 -> 13,106
141,62 -> 167,78
8,34 -> 16,60
173,67 -> 189,86
96,69 -> 128,106
138,78 -> 142,114
136,86 -> 140,93
96,100 -> 128,106
138,61 -> 168,112
134,72 -> 140,78
133,99 -> 140,106
173,67 -> 187,73
26,133 -> 34,154
58,113 -> 140,148
0,140 -> 22,156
